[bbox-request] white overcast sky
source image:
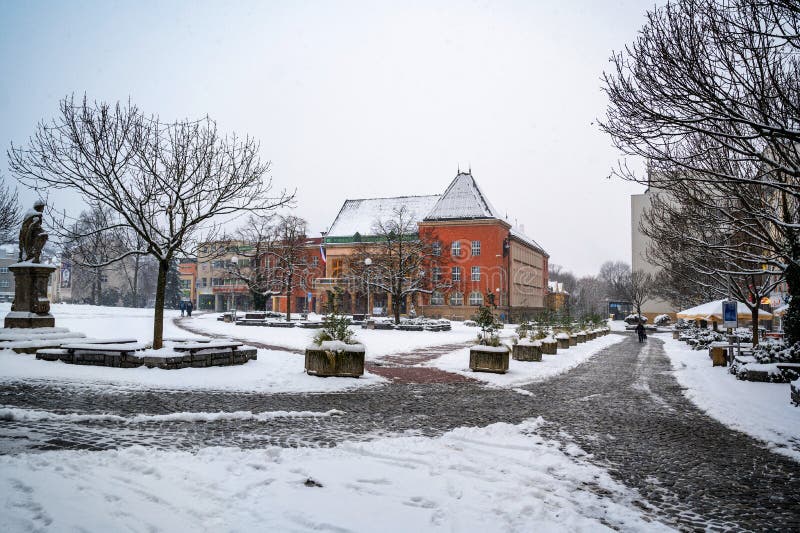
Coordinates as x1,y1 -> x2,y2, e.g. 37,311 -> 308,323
0,0 -> 654,276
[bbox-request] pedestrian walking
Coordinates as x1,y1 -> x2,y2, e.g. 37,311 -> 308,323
179,300 -> 185,317
186,300 -> 193,317
635,321 -> 646,343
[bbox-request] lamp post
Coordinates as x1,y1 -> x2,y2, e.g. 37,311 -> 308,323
229,255 -> 238,319
364,257 -> 372,316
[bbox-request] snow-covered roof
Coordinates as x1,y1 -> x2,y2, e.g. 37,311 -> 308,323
327,195 -> 441,238
677,299 -> 773,320
510,225 -> 547,256
424,173 -> 501,221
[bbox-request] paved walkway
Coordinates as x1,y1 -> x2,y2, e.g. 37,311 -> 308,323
1,332 -> 799,530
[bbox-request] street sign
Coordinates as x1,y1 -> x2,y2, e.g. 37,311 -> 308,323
722,300 -> 738,329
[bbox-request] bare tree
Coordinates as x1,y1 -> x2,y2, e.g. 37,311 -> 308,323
573,275 -> 607,318
230,215 -> 278,312
62,205 -> 122,305
600,0 -> 800,342
8,95 -> 291,348
264,215 -> 313,322
349,206 -> 444,324
0,175 -> 20,243
598,261 -> 631,301
622,271 -> 654,324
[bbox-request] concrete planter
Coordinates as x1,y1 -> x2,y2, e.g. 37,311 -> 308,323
305,342 -> 365,377
541,340 -> 557,355
512,343 -> 542,362
469,345 -> 509,373
587,331 -> 597,340
557,338 -> 570,349
672,330 -> 680,339
569,335 -> 578,346
576,333 -> 587,343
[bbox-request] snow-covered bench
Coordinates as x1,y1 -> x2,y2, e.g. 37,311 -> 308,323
61,342 -> 148,355
172,341 -> 243,355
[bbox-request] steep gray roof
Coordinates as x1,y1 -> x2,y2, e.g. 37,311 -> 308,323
424,172 -> 501,221
326,195 -> 441,238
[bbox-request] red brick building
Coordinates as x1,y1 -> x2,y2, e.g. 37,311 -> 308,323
314,171 -> 548,321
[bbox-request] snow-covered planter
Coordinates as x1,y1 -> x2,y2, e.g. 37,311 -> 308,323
469,345 -> 510,373
568,334 -> 578,346
541,337 -> 557,355
576,331 -> 587,344
304,341 -> 365,378
624,314 -> 647,325
587,330 -> 597,341
555,333 -> 570,349
792,379 -> 799,407
512,340 -> 542,362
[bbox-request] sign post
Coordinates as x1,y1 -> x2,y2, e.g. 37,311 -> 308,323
722,300 -> 738,363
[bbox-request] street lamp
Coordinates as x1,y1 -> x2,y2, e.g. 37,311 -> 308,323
364,257 -> 372,316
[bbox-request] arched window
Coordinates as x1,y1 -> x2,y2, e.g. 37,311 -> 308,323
430,291 -> 444,305
449,291 -> 464,306
469,291 -> 484,306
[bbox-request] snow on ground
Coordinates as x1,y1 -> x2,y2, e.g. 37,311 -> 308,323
658,333 -> 800,462
0,418 -> 671,532
425,334 -> 627,388
187,312 -> 479,358
0,303 -> 384,393
609,320 -> 629,332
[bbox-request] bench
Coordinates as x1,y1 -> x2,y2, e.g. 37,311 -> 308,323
266,322 -> 295,328
60,342 -> 148,355
173,341 -> 243,355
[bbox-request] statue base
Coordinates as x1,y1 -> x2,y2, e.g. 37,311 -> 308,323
4,263 -> 57,329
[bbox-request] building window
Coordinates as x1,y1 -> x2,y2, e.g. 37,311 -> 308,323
100,274 -> 108,282
432,267 -> 441,282
211,278 -> 223,286
0,280 -> 9,288
311,256 -> 319,267
430,291 -> 444,305
451,241 -> 461,257
201,277 -> 207,287
331,257 -> 344,278
212,260 -> 225,269
432,241 -> 441,256
471,240 -> 481,256
0,267 -> 8,273
451,266 -> 461,282
471,266 -> 481,281
449,291 -> 463,306
469,291 -> 484,306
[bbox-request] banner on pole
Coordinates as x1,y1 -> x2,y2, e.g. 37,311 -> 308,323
722,300 -> 738,329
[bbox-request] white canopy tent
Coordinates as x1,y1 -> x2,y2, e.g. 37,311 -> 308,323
774,304 -> 788,317
677,299 -> 773,321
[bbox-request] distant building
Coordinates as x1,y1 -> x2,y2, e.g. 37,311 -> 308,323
0,244 -> 16,302
178,258 -> 197,304
547,281 -> 569,314
631,188 -> 675,320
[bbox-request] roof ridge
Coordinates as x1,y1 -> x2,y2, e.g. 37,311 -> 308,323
342,194 -> 441,202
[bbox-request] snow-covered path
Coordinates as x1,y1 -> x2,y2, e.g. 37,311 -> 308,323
3,317 -> 800,530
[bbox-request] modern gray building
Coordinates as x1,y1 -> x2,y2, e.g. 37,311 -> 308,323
0,244 -> 17,302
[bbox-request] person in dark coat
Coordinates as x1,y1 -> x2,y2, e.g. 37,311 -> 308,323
179,300 -> 185,317
635,322 -> 646,343
186,300 -> 193,317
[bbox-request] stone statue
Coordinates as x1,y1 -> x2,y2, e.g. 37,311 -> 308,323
18,199 -> 48,264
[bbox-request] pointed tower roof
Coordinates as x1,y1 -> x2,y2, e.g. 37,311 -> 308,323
424,172 -> 502,221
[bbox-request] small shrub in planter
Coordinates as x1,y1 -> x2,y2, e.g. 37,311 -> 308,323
305,313 -> 365,377
541,336 -> 557,355
513,339 -> 542,362
469,306 -> 509,373
555,332 -> 570,349
654,314 -> 672,326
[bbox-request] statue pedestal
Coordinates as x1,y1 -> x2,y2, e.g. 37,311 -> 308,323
4,263 -> 57,328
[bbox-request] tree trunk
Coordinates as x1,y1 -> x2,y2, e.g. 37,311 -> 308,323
132,255 -> 140,307
285,272 -> 292,322
393,294 -> 401,324
751,306 -> 760,347
153,259 -> 169,349
785,256 -> 800,346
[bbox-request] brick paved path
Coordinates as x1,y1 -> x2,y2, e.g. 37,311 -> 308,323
1,332 -> 799,530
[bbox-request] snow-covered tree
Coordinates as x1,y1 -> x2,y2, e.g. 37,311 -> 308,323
8,95 -> 291,348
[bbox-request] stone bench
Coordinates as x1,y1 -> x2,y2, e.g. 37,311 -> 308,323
266,322 -> 295,328
172,341 -> 243,355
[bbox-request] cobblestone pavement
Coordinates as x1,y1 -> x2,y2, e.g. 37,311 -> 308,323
1,333 -> 799,530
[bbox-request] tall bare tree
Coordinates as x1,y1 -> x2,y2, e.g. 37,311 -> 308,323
621,270 -> 654,324
349,206 -> 444,324
598,261 -> 631,301
8,95 -> 291,348
0,175 -> 20,244
267,215 -> 313,322
600,0 -> 800,342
